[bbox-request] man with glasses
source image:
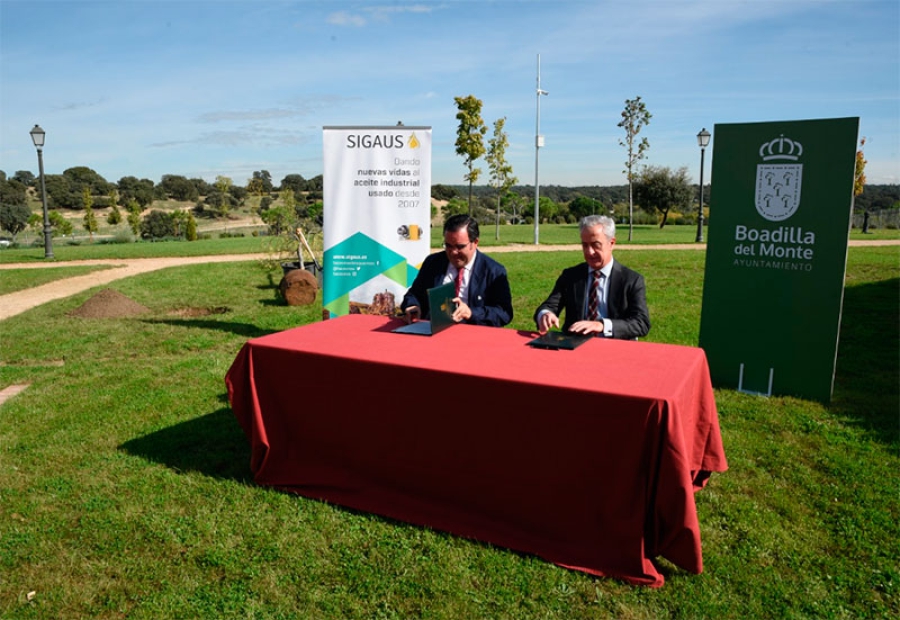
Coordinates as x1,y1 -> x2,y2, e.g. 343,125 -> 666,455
401,214 -> 513,327
534,215 -> 650,340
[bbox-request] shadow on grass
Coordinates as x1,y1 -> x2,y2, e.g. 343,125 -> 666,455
832,277 -> 899,444
120,407 -> 253,483
141,317 -> 275,339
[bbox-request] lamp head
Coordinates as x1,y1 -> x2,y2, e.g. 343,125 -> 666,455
697,128 -> 711,149
30,124 -> 46,148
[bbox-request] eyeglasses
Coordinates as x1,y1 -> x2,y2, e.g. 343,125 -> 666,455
443,242 -> 471,251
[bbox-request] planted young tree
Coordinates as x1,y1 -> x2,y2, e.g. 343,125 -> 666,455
107,202 -> 123,226
126,199 -> 142,236
855,137 -> 870,232
82,187 -> 98,241
33,210 -> 73,238
185,211 -> 198,241
214,175 -> 233,222
635,165 -> 693,228
486,117 -> 517,239
454,94 -> 487,213
618,96 -> 652,241
106,205 -> 123,227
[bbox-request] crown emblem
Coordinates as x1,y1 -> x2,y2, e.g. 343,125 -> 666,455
759,135 -> 803,162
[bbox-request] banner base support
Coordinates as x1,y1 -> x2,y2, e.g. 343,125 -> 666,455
737,363 -> 774,397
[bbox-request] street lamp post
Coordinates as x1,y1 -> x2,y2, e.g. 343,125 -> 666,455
30,124 -> 54,259
695,128 -> 711,243
533,53 -> 548,245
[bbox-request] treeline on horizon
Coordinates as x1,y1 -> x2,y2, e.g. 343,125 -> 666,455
1,167 -> 898,213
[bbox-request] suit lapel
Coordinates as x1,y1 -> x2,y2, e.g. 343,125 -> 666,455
573,266 -> 588,321
467,255 -> 484,302
607,262 -> 623,319
432,253 -> 450,288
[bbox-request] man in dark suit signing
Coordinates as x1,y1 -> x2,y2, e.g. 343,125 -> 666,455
401,214 -> 513,327
534,215 -> 650,340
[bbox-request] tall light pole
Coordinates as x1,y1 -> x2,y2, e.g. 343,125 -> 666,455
695,128 -> 711,243
533,53 -> 548,245
30,124 -> 54,259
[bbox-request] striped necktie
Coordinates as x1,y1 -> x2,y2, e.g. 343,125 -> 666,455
588,270 -> 601,321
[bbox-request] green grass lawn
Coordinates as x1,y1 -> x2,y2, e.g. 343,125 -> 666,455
0,246 -> 897,619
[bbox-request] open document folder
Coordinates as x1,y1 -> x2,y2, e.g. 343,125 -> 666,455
392,281 -> 457,336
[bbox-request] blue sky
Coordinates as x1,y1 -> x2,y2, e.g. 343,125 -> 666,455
1,0 -> 897,188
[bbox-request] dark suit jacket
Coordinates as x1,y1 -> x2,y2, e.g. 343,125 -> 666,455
533,260 -> 650,340
401,251 -> 513,327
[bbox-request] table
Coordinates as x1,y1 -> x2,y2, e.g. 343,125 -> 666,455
226,314 -> 727,587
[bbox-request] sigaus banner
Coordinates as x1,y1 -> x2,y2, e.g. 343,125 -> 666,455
322,126 -> 432,318
698,117 -> 859,402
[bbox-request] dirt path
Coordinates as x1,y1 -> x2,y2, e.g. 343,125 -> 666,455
0,254 -> 269,322
1,240 -> 896,322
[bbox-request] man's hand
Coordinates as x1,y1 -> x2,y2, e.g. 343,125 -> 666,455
404,306 -> 421,324
537,311 -> 560,334
569,320 -> 604,336
451,298 -> 471,323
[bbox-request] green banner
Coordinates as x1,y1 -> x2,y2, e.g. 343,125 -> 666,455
698,117 -> 859,402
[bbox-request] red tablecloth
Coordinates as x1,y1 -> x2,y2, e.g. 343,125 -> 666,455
226,314 -> 727,586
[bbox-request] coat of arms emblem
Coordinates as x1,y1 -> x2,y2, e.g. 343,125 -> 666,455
755,135 -> 803,222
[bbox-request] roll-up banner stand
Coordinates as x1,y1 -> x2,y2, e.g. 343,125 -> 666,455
322,126 -> 432,318
699,117 -> 859,402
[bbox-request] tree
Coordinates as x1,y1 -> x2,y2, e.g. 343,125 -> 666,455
107,203 -> 123,226
0,203 -> 31,239
63,166 -> 112,196
431,184 -> 458,201
171,209 -> 190,237
635,165 -> 693,228
569,195 -> 604,220
34,210 -> 73,238
0,174 -> 27,206
854,137 -> 867,198
280,188 -> 298,217
159,175 -> 199,201
214,175 -> 233,220
854,137 -> 870,232
82,187 -> 98,241
12,170 -> 35,187
140,209 -> 176,239
454,94 -> 487,213
126,199 -> 142,236
247,177 -> 265,197
42,174 -> 79,209
185,212 -> 198,241
117,176 -> 155,208
486,117 -> 517,239
190,178 -> 212,197
260,205 -> 293,236
280,173 -> 307,194
250,170 -> 274,194
618,96 -> 652,241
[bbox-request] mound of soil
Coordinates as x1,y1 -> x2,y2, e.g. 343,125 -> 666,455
68,288 -> 150,319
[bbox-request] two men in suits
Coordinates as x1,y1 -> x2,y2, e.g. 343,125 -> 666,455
401,214 -> 513,327
534,215 -> 650,340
